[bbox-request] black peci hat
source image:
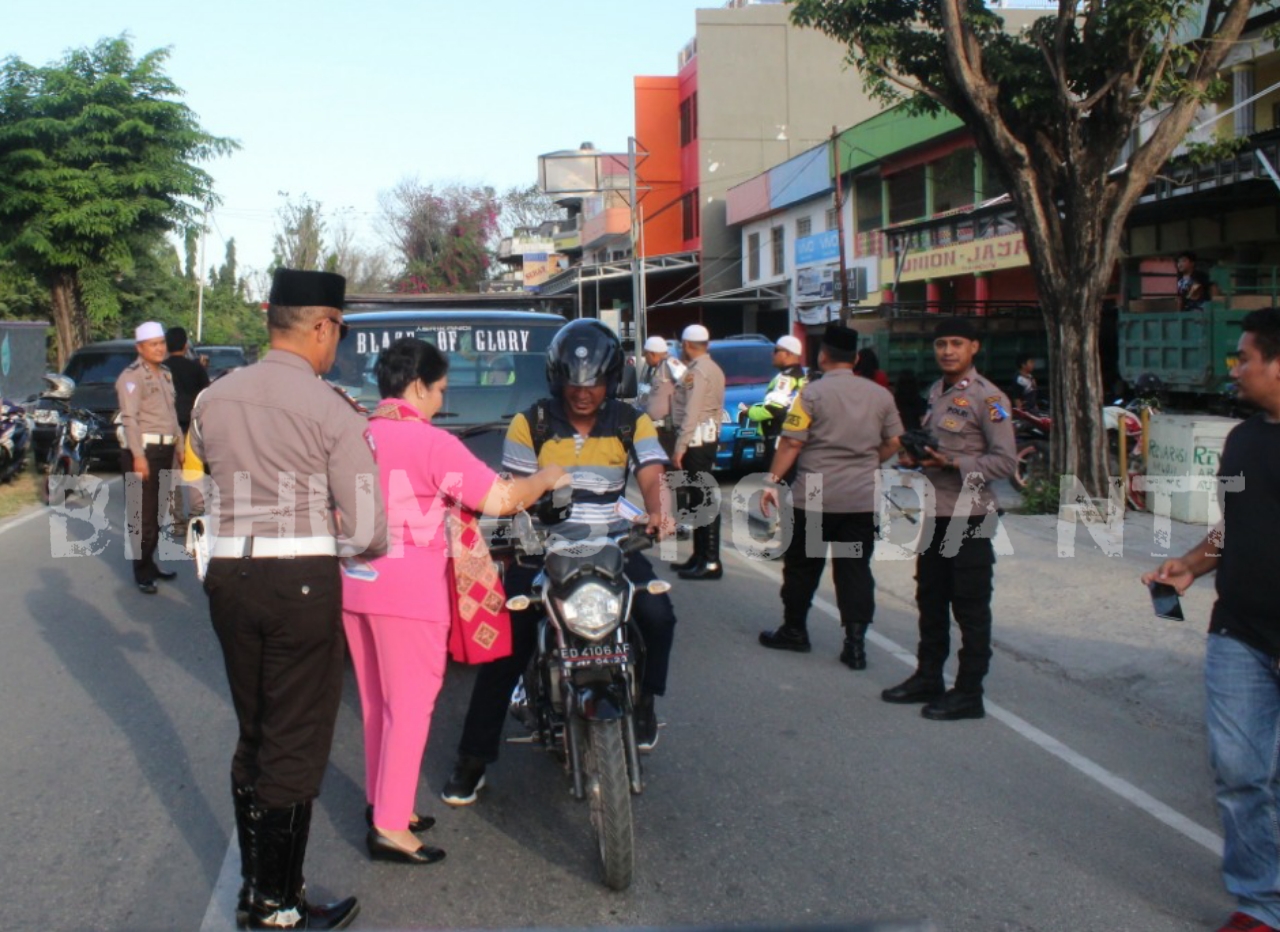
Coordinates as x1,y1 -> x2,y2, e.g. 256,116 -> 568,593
933,316 -> 979,340
822,322 -> 860,352
269,268 -> 346,309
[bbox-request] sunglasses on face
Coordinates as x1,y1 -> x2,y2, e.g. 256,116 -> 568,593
317,316 -> 349,341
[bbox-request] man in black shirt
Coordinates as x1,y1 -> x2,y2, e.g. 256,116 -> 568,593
162,327 -> 209,524
1144,307 -> 1280,932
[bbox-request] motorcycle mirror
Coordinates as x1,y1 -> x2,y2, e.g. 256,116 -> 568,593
645,580 -> 672,595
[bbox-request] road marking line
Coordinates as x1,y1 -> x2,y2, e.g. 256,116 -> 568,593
728,549 -> 1224,856
0,504 -> 49,537
199,841 -> 241,931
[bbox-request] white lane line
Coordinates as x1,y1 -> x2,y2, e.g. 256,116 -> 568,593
728,549 -> 1224,856
0,504 -> 49,538
199,835 -> 241,931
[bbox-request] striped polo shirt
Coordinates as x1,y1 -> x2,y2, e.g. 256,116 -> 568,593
503,398 -> 669,534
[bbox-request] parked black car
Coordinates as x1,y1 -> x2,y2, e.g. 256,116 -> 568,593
193,345 -> 249,380
30,339 -> 137,466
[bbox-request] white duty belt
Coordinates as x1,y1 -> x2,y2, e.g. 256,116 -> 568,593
142,432 -> 178,446
209,535 -> 339,559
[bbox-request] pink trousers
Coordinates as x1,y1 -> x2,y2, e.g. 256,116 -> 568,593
342,610 -> 450,832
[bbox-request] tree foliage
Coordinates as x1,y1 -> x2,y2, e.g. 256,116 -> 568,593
272,192 -> 326,271
499,182 -> 565,238
379,179 -> 499,293
0,35 -> 236,365
790,0 -> 1261,495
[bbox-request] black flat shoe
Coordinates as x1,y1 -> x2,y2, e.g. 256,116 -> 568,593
365,804 -> 435,833
153,568 -> 177,580
366,828 -> 446,865
137,581 -> 158,594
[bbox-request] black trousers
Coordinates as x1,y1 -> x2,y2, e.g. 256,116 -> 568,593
781,508 -> 877,630
677,442 -> 718,513
205,556 -> 346,809
458,551 -> 677,764
915,517 -> 996,693
121,444 -> 174,584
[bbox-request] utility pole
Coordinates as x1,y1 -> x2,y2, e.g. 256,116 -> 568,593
195,203 -> 210,343
831,127 -> 850,319
628,136 -> 646,352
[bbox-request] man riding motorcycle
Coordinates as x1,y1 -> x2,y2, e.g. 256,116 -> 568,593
442,319 -> 678,805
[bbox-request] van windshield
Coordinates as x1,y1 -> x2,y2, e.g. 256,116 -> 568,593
331,321 -> 560,426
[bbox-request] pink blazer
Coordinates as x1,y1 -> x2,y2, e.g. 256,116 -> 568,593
342,399 -> 498,621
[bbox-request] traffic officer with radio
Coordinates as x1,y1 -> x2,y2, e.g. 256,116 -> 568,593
881,316 -> 1017,721
641,335 -> 686,458
747,334 -> 808,455
670,323 -> 726,580
116,321 -> 184,594
189,268 -> 387,930
757,323 -> 902,668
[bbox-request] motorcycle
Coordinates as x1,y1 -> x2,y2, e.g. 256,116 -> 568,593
1011,405 -> 1051,490
38,404 -> 105,505
491,487 -> 666,891
0,398 -> 33,484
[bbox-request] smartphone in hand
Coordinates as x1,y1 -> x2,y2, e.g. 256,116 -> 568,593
1149,581 -> 1185,621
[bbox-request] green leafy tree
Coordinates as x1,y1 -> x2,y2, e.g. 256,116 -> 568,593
0,35 -> 236,367
791,0 -> 1259,496
379,179 -> 499,293
271,193 -> 326,272
499,182 -> 565,238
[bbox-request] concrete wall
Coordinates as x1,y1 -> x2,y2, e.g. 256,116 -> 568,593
693,3 -> 882,307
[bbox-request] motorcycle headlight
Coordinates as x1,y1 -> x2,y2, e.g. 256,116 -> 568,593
556,581 -> 625,642
69,419 -> 88,442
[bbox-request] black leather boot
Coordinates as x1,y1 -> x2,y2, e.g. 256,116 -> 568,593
232,780 -> 256,929
839,623 -> 868,670
679,515 -> 723,580
880,671 -> 945,704
758,624 -> 812,652
247,802 -> 359,930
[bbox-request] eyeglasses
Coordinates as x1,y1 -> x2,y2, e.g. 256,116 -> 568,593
317,316 -> 349,341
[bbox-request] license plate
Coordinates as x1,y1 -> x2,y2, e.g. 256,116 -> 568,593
32,410 -> 60,425
558,644 -> 632,668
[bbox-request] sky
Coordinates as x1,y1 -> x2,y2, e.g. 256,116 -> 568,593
6,0 -> 711,289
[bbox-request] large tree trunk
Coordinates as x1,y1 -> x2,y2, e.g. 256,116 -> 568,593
49,270 -> 87,370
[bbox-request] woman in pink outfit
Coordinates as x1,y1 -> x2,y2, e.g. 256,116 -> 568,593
342,337 -> 564,865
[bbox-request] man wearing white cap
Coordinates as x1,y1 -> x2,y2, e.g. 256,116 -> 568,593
640,335 -> 686,457
116,321 -> 183,593
747,335 -> 808,453
670,323 -> 726,580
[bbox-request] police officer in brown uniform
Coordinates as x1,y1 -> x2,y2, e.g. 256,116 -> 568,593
642,334 -> 685,458
670,323 -> 727,580
758,323 -> 903,667
189,269 -> 387,930
116,321 -> 183,594
881,317 -> 1017,721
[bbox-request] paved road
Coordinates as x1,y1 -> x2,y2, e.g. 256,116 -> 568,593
0,475 -> 1232,931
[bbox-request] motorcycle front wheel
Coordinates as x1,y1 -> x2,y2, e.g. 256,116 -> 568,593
584,718 -> 634,891
1012,440 -> 1050,490
40,459 -> 69,506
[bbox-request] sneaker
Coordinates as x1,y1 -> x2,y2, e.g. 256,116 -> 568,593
1217,912 -> 1280,932
635,695 -> 659,752
440,756 -> 487,807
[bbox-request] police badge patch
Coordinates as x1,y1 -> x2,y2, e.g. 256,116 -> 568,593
985,395 -> 1008,422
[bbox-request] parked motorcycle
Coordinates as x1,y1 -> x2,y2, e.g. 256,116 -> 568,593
491,488 -> 665,891
0,398 -> 33,484
38,404 -> 105,505
1011,406 -> 1051,490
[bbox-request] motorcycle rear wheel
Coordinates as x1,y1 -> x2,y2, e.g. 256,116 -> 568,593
584,718 -> 634,891
1012,440 -> 1050,490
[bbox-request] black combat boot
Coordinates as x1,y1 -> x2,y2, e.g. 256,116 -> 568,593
246,801 -> 359,930
758,624 -> 812,652
839,623 -> 868,670
679,515 -> 723,580
232,780 -> 256,929
881,670 -> 945,704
